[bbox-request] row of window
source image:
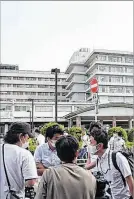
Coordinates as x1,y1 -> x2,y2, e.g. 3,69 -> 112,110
99,76 -> 133,84
0,92 -> 67,96
0,84 -> 66,89
1,105 -> 71,112
0,98 -> 69,102
98,65 -> 133,73
96,55 -> 133,63
99,86 -> 133,94
0,76 -> 66,82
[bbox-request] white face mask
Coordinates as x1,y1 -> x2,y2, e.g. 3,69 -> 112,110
22,141 -> 29,149
50,140 -> 56,148
88,145 -> 98,155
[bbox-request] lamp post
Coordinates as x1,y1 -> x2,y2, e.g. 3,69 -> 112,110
51,68 -> 60,123
28,99 -> 34,131
27,110 -> 32,131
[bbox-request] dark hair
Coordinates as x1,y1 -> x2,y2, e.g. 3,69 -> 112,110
90,122 -> 108,149
4,130 -> 27,144
35,129 -> 40,134
46,125 -> 64,139
56,135 -> 79,163
117,132 -> 122,137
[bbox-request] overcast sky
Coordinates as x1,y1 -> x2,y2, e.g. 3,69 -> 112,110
1,1 -> 133,71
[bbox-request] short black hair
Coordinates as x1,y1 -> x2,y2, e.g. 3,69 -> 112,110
117,131 -> 122,137
46,125 -> 64,139
35,129 -> 40,134
4,130 -> 27,144
56,135 -> 79,163
90,122 -> 108,149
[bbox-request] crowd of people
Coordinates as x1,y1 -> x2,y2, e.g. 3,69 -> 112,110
0,121 -> 134,199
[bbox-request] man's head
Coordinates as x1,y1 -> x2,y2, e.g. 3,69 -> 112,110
46,125 -> 64,148
56,135 -> 79,163
89,122 -> 108,156
4,122 -> 34,148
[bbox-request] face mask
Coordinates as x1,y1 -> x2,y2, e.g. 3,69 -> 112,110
88,145 -> 98,155
22,141 -> 29,149
50,140 -> 56,148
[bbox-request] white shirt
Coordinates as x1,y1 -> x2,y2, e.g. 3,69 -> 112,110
0,144 -> 38,199
36,134 -> 45,146
97,148 -> 131,199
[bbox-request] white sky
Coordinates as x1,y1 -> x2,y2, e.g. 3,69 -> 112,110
1,1 -> 133,72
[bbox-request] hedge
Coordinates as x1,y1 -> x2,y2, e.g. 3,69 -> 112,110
128,128 -> 134,142
68,126 -> 83,148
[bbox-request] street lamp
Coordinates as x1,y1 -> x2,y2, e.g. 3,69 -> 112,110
28,99 -> 34,131
51,68 -> 60,123
27,110 -> 32,132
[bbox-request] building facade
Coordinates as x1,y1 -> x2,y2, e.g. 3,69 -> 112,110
85,49 -> 134,104
0,64 -> 68,103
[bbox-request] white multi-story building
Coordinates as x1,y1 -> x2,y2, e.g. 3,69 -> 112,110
66,49 -> 134,104
0,48 -> 133,133
85,49 -> 134,104
0,64 -> 68,103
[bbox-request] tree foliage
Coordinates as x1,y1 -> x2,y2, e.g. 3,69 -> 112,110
68,126 -> 83,148
28,138 -> 38,153
40,122 -> 64,136
128,128 -> 134,142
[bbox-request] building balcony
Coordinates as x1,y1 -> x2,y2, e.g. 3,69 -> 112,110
66,80 -> 85,90
66,71 -> 85,82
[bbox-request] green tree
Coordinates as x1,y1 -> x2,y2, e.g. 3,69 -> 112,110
68,126 -> 83,148
40,122 -> 64,136
28,138 -> 38,154
128,128 -> 134,142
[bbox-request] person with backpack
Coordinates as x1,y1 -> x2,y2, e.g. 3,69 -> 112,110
88,122 -> 134,199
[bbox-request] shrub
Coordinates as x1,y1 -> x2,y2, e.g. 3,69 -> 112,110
128,128 -> 134,142
108,127 -> 128,142
68,126 -> 83,148
40,122 -> 64,136
126,141 -> 134,149
28,138 -> 38,153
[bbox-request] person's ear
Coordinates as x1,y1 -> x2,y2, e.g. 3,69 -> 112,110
75,151 -> 79,158
19,133 -> 24,143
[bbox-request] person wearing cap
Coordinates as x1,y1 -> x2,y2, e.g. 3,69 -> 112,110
0,122 -> 38,199
34,125 -> 64,176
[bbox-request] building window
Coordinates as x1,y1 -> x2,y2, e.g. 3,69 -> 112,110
100,76 -> 108,82
62,93 -> 67,96
0,76 -> 12,80
38,92 -> 48,96
35,106 -> 53,112
58,106 -> 72,112
126,87 -> 133,94
125,57 -> 133,63
127,67 -> 133,73
99,55 -> 107,61
15,106 -> 30,111
13,77 -> 24,80
25,92 -> 36,95
26,77 -> 36,81
50,93 -> 55,96
109,87 -> 123,93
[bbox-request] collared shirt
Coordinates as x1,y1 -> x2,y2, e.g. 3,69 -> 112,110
97,148 -> 131,199
0,144 -> 37,199
34,142 -> 61,168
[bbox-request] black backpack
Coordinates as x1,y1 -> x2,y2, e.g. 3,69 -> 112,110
112,148 -> 134,186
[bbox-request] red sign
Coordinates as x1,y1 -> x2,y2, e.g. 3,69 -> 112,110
90,78 -> 98,93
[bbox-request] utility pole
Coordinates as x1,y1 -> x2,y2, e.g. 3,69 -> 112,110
51,68 -> 60,123
27,110 -> 32,132
28,99 -> 34,131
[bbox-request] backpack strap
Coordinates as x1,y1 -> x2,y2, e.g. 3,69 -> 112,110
112,152 -> 126,186
2,144 -> 11,190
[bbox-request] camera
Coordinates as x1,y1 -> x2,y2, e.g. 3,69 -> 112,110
93,171 -> 111,199
25,187 -> 35,199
